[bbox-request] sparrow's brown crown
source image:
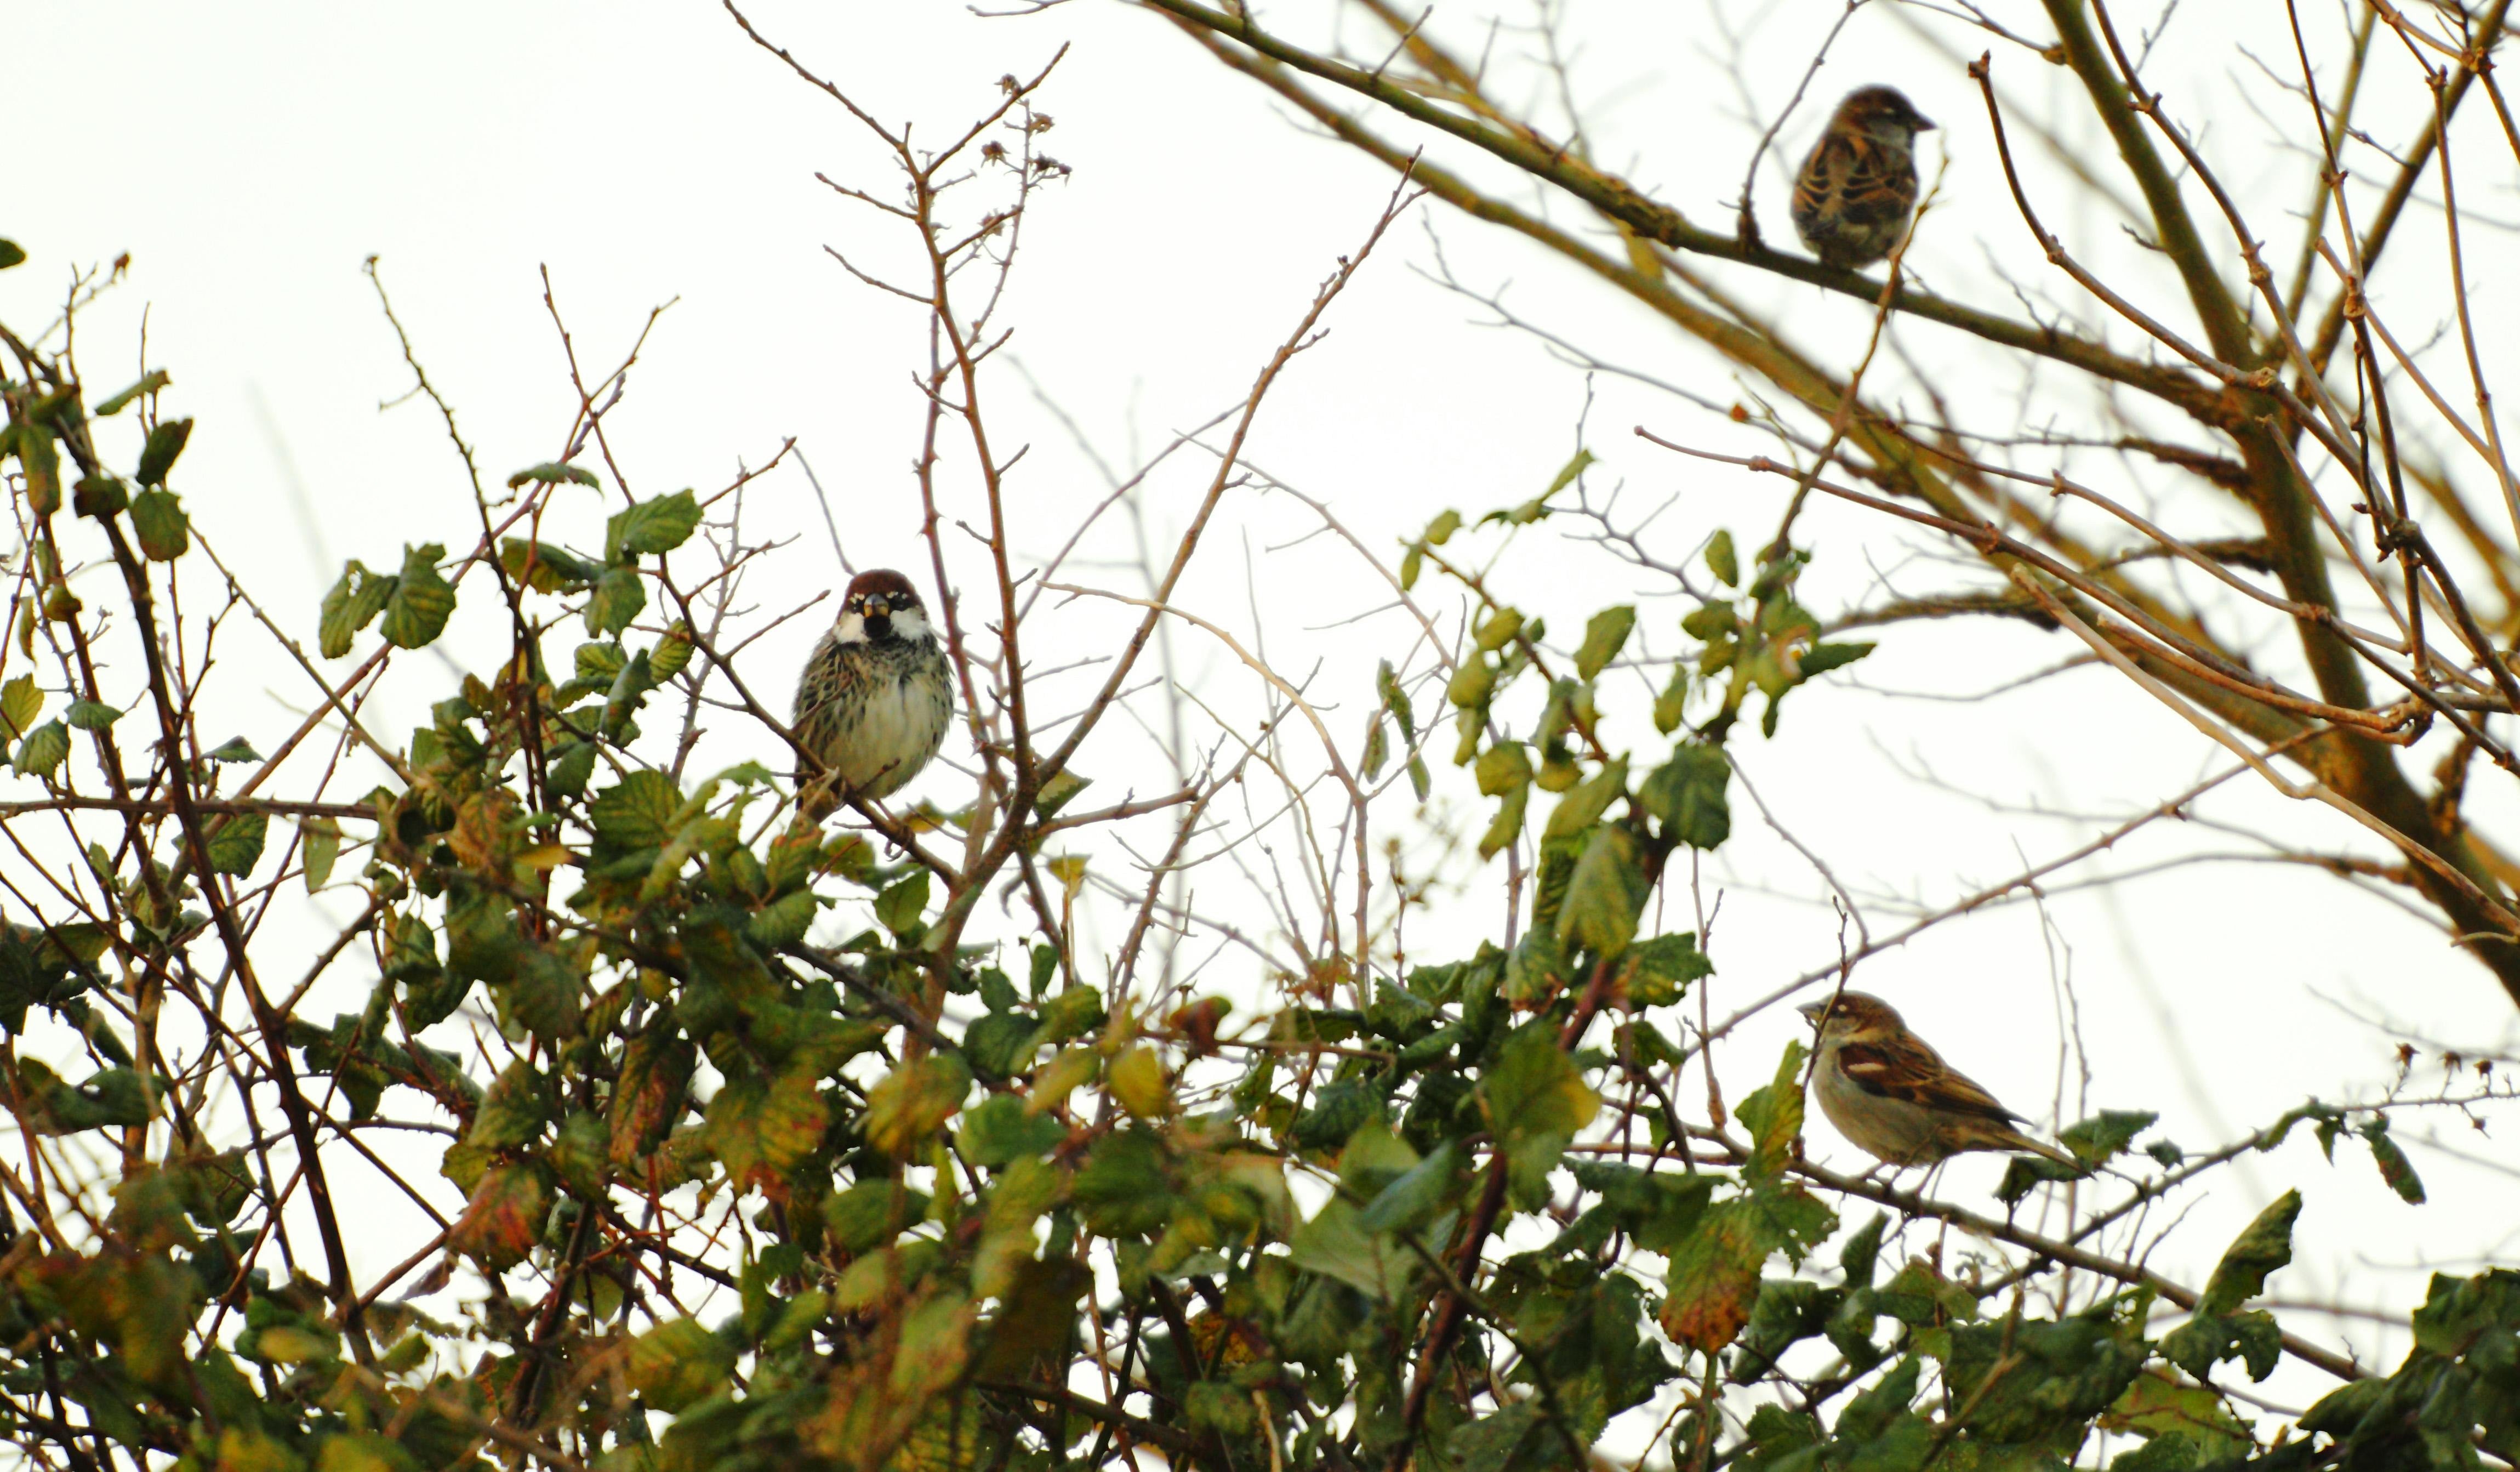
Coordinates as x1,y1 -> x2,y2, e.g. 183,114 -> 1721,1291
1833,86 -> 1935,135
1797,990 -> 1905,1032
845,568 -> 923,615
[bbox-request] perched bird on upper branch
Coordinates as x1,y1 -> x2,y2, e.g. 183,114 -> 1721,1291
1789,86 -> 1936,269
1798,991 -> 2077,1168
792,569 -> 953,820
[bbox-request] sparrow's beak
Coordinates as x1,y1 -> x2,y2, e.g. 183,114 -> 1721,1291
1796,1000 -> 1825,1024
1913,112 -> 1939,132
865,595 -> 893,618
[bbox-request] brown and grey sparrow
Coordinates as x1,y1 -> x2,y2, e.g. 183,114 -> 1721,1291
1798,991 -> 2076,1168
792,569 -> 953,820
1790,86 -> 1936,269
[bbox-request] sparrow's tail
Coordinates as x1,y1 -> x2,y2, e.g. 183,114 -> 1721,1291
2009,1130 -> 2081,1170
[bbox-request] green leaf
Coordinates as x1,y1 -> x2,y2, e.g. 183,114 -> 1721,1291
506,945 -> 583,1043
317,560 -> 396,658
1640,744 -> 1730,849
2359,1118 -> 2425,1203
499,537 -> 604,594
2160,1308 -> 2283,1385
73,475 -> 128,519
747,889 -> 820,949
206,814 -> 269,877
1543,447 -> 1595,497
1557,823 -> 1646,959
704,1065 -> 828,1186
1,675 -> 42,740
875,870 -> 932,940
1031,985 -> 1105,1046
135,418 -> 193,486
129,488 -> 188,560
645,627 -> 695,685
1361,713 -> 1389,780
1738,1042 -> 1809,1181
13,424 -> 62,515
1543,755 -> 1628,842
826,1178 -> 931,1253
957,1094 -> 1067,1167
2060,1109 -> 2158,1165
1681,601 -> 1737,640
300,817 -> 341,892
14,719 -> 69,778
590,770 -> 679,848
1653,665 -> 1689,735
205,736 -> 260,764
864,1053 -> 970,1158
1474,605 -> 1523,652
545,740 -> 596,800
2105,1368 -> 2255,1441
1477,784 -> 1528,860
1798,641 -> 1874,679
1474,742 -> 1532,796
1446,656 -> 1495,709
1033,769 -> 1091,819
505,461 -> 600,491
468,1060 -> 553,1150
1947,1311 -> 2149,1442
608,490 -> 704,558
1399,543 -> 1423,591
1288,1199 -> 1416,1302
1706,529 -> 1739,586
1996,1153 -> 2078,1206
1483,1022 -> 1599,1206
93,371 -> 169,417
0,240 -> 25,270
1424,508 -> 1462,545
380,544 -> 455,649
625,1317 -> 736,1414
584,566 -> 645,638
1625,932 -> 1712,1007
1407,753 -> 1430,802
1575,605 -> 1636,681
1358,1140 -> 1461,1235
2196,1188 -> 2300,1318
64,700 -> 121,731
1073,1128 -> 1175,1238
1376,658 -> 1416,741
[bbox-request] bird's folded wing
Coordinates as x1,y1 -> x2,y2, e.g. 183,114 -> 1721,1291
1834,1036 -> 2022,1123
1791,138 -> 1855,223
1829,138 -> 1913,228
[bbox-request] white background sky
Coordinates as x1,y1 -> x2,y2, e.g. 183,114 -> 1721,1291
9,0 -> 2518,1435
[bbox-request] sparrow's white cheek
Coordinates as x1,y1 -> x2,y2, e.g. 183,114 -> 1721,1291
830,611 -> 868,645
889,607 -> 932,642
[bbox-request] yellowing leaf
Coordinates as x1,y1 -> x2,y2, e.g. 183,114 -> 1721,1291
865,1054 -> 970,1158
1574,605 -> 1636,681
1028,1047 -> 1098,1114
448,1161 -> 554,1271
1108,1045 -> 1172,1119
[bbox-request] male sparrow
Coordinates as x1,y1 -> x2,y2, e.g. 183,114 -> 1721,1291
1798,991 -> 2077,1168
791,569 -> 953,820
1789,86 -> 1936,269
